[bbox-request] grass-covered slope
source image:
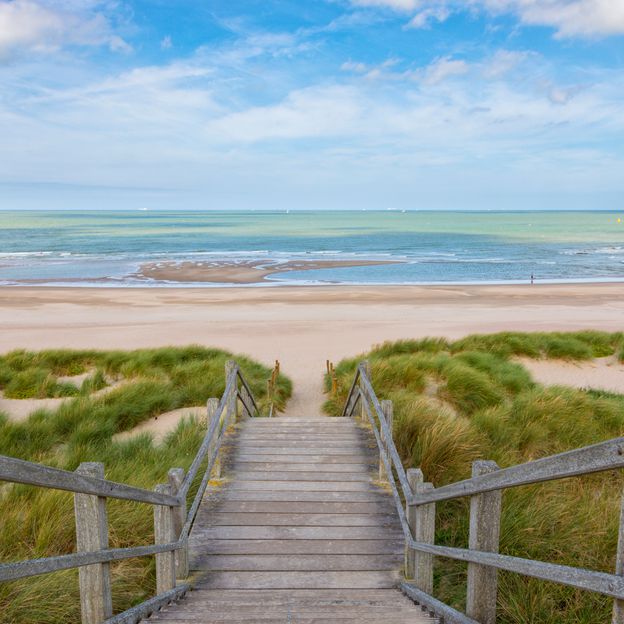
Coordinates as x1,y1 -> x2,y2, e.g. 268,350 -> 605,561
0,346 -> 291,624
325,331 -> 624,624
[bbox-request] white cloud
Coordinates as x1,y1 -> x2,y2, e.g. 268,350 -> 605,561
160,35 -> 173,50
478,0 -> 624,38
407,7 -> 450,28
0,0 -> 129,58
352,0 -> 624,37
482,49 -> 530,79
351,0 -> 421,11
422,56 -> 469,84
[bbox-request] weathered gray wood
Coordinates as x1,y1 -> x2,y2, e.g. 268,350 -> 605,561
103,584 -> 190,624
207,512 -> 397,527
208,500 -> 390,514
74,462 -> 113,624
466,460 -> 501,624
193,525 -> 402,540
228,480 -> 377,492
220,490 -> 395,502
206,397 -> 221,479
193,554 -> 401,571
410,436 -> 624,506
233,454 -> 371,464
401,583 -> 479,624
154,483 -> 177,594
230,461 -> 372,473
613,489 -> 624,623
194,570 -> 400,590
0,455 -> 178,506
239,385 -> 254,419
230,470 -> 370,482
225,360 -> 238,425
168,468 -> 188,580
359,360 -> 371,422
0,542 -> 181,583
407,537 -> 624,600
379,400 -> 393,481
234,447 -> 370,456
406,469 -> 435,593
191,539 -> 404,556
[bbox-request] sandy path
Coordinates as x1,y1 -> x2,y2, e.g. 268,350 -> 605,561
1,284 -> 623,417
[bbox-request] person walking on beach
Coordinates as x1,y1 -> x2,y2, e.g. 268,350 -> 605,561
530,273 -> 534,284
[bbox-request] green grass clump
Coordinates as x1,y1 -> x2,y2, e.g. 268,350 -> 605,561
325,331 -> 624,623
0,346 -> 291,623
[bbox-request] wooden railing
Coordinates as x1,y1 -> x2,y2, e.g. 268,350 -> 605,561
0,360 -> 259,624
342,361 -> 624,624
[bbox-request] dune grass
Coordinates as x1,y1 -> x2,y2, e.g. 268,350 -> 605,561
325,331 -> 624,623
0,346 -> 291,624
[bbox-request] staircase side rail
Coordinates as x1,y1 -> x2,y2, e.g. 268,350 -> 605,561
236,368 -> 259,414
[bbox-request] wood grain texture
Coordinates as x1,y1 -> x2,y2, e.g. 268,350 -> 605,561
145,417 -> 435,623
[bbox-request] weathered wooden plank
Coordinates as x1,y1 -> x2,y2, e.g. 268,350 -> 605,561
189,539 -> 403,556
227,481 -> 376,492
229,462 -> 372,472
0,455 -> 178,506
219,490 -> 394,502
191,526 -> 403,540
235,441 -> 371,449
232,447 -> 369,456
230,471 -> 371,482
207,512 -> 398,527
193,570 -> 400,590
154,483 -> 176,594
203,501 -> 394,514
233,454 -> 370,463
193,554 -> 401,571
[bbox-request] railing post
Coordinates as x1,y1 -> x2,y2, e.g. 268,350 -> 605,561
207,397 -> 221,478
154,483 -> 176,594
359,360 -> 371,421
466,460 -> 502,624
406,468 -> 435,594
379,400 -> 393,481
240,384 -> 254,419
225,360 -> 238,425
74,462 -> 113,624
168,468 -> 188,579
612,490 -> 624,623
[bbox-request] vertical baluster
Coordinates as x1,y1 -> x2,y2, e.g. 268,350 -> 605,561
466,460 -> 502,624
379,400 -> 393,481
359,360 -> 371,422
74,462 -> 112,624
207,397 -> 221,478
612,490 -> 624,623
154,483 -> 176,594
406,468 -> 435,594
168,468 -> 188,579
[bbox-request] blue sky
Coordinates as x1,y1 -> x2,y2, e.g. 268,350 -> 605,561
1,0 -> 623,210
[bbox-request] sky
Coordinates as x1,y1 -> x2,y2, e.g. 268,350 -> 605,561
1,0 -> 624,211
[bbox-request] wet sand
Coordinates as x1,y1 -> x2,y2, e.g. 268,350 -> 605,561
0,283 -> 623,417
135,259 -> 402,284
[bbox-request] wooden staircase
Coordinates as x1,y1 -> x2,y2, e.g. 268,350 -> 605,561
144,417 -> 438,623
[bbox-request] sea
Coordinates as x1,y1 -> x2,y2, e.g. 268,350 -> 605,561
0,210 -> 623,287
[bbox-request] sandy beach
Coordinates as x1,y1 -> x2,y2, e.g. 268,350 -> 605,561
135,259 -> 402,284
1,283 -> 623,418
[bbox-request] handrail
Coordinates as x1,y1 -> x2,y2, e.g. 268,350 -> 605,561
341,361 -> 624,622
0,359 -> 262,624
0,455 -> 180,506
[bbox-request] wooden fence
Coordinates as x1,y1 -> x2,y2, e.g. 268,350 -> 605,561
0,360 -> 259,624
342,361 -> 624,624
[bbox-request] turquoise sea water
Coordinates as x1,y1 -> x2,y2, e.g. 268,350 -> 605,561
0,210 -> 623,286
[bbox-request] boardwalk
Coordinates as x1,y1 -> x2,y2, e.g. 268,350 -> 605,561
147,417 -> 437,623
